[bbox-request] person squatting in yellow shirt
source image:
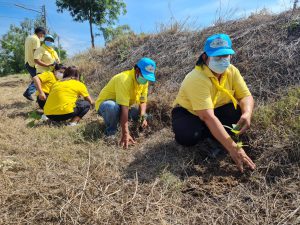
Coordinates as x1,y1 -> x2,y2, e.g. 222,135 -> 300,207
172,34 -> 256,173
44,66 -> 94,126
33,64 -> 67,109
95,57 -> 156,149
23,27 -> 46,101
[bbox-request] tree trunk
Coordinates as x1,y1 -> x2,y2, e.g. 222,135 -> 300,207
293,0 -> 298,11
89,10 -> 95,48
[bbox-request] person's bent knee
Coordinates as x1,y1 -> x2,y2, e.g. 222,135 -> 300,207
99,100 -> 120,116
174,131 -> 202,146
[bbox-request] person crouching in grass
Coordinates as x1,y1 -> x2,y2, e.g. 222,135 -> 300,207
33,63 -> 66,110
44,66 -> 94,126
94,57 -> 156,148
172,34 -> 256,173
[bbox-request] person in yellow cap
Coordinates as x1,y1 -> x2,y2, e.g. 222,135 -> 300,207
95,57 -> 156,149
23,27 -> 46,101
172,33 -> 256,173
34,34 -> 60,76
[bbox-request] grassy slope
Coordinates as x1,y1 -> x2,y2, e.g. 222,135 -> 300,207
0,76 -> 299,224
1,8 -> 300,225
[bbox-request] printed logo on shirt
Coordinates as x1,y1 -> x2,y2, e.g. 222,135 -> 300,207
210,38 -> 229,48
145,65 -> 155,73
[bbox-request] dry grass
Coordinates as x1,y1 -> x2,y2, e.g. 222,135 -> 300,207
0,69 -> 299,225
0,9 -> 300,225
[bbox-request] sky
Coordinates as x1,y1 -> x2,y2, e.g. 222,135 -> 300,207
0,0 -> 294,56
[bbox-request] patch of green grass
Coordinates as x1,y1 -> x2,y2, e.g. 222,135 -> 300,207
253,87 -> 299,131
159,170 -> 183,192
251,87 -> 300,161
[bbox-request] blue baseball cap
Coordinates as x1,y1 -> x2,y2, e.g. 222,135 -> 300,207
204,33 -> 235,57
44,34 -> 55,41
137,57 -> 156,82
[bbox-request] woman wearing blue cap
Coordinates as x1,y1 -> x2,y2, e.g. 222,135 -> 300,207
34,34 -> 60,76
95,57 -> 156,148
172,34 -> 256,173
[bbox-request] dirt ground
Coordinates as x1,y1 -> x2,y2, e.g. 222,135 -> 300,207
0,75 -> 299,224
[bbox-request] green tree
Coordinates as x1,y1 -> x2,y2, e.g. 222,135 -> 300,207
0,17 -> 67,76
51,33 -> 67,61
0,19 -> 32,75
100,24 -> 133,45
56,0 -> 126,48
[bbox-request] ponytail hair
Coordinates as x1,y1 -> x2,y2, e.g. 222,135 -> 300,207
63,66 -> 80,80
196,52 -> 208,68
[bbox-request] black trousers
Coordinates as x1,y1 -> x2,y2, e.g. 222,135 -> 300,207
47,100 -> 91,122
171,103 -> 242,146
36,93 -> 49,109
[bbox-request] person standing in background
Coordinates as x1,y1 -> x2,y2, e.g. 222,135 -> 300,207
34,34 -> 60,77
23,27 -> 46,101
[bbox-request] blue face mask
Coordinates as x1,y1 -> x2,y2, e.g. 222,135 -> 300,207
45,41 -> 55,48
137,75 -> 148,85
208,57 -> 230,74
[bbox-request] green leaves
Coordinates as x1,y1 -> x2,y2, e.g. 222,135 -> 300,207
27,111 -> 42,127
28,111 -> 42,120
223,124 -> 247,150
223,124 -> 241,135
55,0 -> 127,48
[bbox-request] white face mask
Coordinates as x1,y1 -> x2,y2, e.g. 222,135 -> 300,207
39,37 -> 45,42
55,71 -> 64,80
208,57 -> 231,74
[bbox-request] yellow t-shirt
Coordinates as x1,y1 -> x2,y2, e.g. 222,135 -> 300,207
44,79 -> 89,115
173,64 -> 251,115
34,45 -> 59,74
95,68 -> 148,111
24,34 -> 40,67
36,71 -> 57,95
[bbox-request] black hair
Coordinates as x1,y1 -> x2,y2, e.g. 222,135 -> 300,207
134,64 -> 142,75
34,27 -> 46,35
44,37 -> 54,42
134,64 -> 140,70
63,66 -> 80,79
196,52 -> 208,68
54,63 -> 67,71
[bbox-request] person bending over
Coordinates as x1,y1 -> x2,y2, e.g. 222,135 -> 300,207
44,66 -> 93,126
95,57 -> 156,148
33,63 -> 66,109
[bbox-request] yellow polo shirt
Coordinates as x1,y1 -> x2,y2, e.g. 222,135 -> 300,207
36,71 -> 57,95
173,64 -> 251,115
24,34 -> 40,67
34,46 -> 59,74
44,79 -> 89,115
95,69 -> 148,111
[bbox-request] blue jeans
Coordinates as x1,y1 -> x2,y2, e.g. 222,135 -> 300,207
24,63 -> 37,96
98,100 -> 139,136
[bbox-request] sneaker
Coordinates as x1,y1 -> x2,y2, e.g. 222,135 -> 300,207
23,92 -> 34,101
68,122 -> 78,127
41,114 -> 48,121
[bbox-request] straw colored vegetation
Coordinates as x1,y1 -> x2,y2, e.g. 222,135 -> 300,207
0,9 -> 300,225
